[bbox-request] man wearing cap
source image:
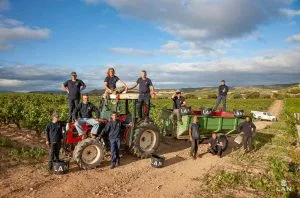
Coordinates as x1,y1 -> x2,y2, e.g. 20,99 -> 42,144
61,72 -> 86,122
73,94 -> 100,139
169,90 -> 186,125
213,80 -> 229,112
45,112 -> 65,170
129,70 -> 155,122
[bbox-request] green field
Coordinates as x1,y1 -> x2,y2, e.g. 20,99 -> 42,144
285,98 -> 300,113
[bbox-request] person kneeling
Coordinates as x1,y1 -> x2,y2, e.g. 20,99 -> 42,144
208,133 -> 223,158
100,112 -> 126,169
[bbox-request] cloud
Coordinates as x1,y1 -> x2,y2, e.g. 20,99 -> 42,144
0,17 -> 50,51
1,47 -> 300,91
96,0 -> 292,41
110,40 -> 224,59
286,34 -> 300,43
281,8 -> 300,16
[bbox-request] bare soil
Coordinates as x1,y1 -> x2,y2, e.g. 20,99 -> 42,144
0,100 -> 283,198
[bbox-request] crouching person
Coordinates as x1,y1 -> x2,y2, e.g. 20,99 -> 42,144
73,94 -> 100,139
208,133 -> 223,158
189,116 -> 201,159
45,112 -> 65,171
100,112 -> 126,169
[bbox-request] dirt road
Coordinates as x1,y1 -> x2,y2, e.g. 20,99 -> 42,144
0,100 -> 283,198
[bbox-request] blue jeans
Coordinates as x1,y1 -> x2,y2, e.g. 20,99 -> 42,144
110,138 -> 120,165
214,95 -> 227,112
138,94 -> 151,118
75,118 -> 99,136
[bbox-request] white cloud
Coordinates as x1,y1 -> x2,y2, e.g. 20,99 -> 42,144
286,34 -> 300,43
110,40 -> 224,59
0,18 -> 50,51
281,8 -> 300,16
96,0 -> 292,41
0,79 -> 24,87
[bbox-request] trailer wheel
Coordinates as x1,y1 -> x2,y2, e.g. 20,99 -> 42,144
219,135 -> 228,152
131,123 -> 160,159
73,138 -> 104,170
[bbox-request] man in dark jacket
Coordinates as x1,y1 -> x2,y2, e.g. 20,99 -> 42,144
238,116 -> 256,152
61,72 -> 86,122
129,70 -> 155,122
45,112 -> 65,170
189,116 -> 201,159
170,90 -> 186,125
100,112 -> 126,169
73,94 -> 100,139
213,80 -> 229,112
208,133 -> 223,158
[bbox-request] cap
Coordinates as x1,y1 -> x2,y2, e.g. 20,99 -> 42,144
52,111 -> 59,118
176,89 -> 181,94
71,72 -> 77,76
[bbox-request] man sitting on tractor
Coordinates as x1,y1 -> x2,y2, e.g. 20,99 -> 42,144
73,94 -> 100,139
129,70 -> 155,122
103,67 -> 128,108
170,90 -> 186,125
100,111 -> 127,169
208,133 -> 223,158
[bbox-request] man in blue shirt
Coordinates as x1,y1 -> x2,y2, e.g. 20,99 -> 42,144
170,90 -> 186,125
100,112 -> 126,169
189,116 -> 201,159
61,72 -> 86,122
213,80 -> 229,112
129,70 -> 155,122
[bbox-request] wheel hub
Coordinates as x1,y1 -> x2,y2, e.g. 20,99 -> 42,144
139,130 -> 156,152
81,145 -> 101,164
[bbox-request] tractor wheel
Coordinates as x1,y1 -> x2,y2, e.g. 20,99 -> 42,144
219,135 -> 229,152
73,138 -> 104,170
131,123 -> 160,159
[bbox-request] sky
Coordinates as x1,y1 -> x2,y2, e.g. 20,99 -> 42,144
0,0 -> 300,91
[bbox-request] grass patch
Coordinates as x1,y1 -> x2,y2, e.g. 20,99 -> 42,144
0,136 -> 13,147
8,147 -> 47,161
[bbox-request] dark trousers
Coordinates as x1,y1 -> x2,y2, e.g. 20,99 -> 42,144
243,136 -> 252,151
110,138 -> 121,165
210,146 -> 222,156
48,142 -> 61,169
190,139 -> 198,157
138,95 -> 150,119
68,99 -> 79,122
214,95 -> 227,112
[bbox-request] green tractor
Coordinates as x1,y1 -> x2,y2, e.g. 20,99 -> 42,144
64,93 -> 160,170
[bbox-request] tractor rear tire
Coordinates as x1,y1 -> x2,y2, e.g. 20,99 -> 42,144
131,123 -> 160,159
73,138 -> 104,170
219,135 -> 229,152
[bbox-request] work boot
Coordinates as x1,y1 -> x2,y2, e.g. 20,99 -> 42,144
110,164 -> 116,169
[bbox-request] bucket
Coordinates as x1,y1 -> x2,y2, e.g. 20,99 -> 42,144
52,160 -> 69,174
233,110 -> 244,118
181,106 -> 192,115
151,154 -> 165,168
234,133 -> 244,145
202,108 -> 212,116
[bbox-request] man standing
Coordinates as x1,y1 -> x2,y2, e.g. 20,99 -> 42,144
213,80 -> 228,112
129,70 -> 155,122
45,112 -> 65,170
170,90 -> 186,125
208,133 -> 223,158
73,94 -> 100,139
189,116 -> 201,159
238,116 -> 256,152
61,72 -> 86,122
100,112 -> 126,169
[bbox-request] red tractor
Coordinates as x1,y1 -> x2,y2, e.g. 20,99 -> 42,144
62,93 -> 160,170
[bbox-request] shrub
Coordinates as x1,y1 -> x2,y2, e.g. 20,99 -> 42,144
232,93 -> 243,99
207,94 -> 217,99
246,92 -> 260,99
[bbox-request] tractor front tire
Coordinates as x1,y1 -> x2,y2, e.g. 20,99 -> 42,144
73,138 -> 105,170
131,123 -> 160,159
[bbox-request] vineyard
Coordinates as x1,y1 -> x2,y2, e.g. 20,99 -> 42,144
0,93 -> 274,135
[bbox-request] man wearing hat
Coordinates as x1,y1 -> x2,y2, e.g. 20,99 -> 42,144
45,112 -> 65,171
169,89 -> 186,125
213,80 -> 229,112
61,72 -> 86,122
